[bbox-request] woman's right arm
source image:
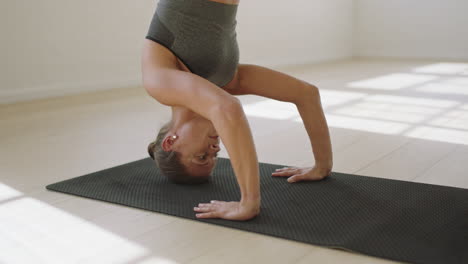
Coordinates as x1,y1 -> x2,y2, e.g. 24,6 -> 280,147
142,64 -> 261,220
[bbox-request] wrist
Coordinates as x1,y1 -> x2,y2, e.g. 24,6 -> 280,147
315,161 -> 333,174
315,159 -> 333,169
240,195 -> 261,208
240,198 -> 261,216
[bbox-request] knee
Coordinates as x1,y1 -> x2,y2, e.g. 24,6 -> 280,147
303,83 -> 320,100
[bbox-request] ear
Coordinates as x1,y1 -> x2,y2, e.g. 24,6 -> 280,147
161,136 -> 176,152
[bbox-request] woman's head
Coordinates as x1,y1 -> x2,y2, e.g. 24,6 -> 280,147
147,116 -> 221,184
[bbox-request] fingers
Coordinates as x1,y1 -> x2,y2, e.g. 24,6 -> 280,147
194,201 -> 222,218
272,167 -> 299,177
272,167 -> 306,183
195,212 -> 218,218
275,167 -> 297,172
272,166 -> 331,183
197,200 -> 220,207
287,174 -> 305,183
194,205 -> 218,218
194,205 -> 212,213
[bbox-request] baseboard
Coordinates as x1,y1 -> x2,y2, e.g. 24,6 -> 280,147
0,77 -> 142,105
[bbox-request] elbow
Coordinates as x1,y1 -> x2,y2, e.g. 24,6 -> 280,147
224,97 -> 243,116
212,97 -> 243,121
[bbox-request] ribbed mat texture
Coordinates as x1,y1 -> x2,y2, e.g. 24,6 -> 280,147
46,157 -> 468,264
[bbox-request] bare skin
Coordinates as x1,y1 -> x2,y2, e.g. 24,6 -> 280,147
141,0 -> 333,221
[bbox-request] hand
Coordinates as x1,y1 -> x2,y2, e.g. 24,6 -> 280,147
194,200 -> 260,221
271,165 -> 332,183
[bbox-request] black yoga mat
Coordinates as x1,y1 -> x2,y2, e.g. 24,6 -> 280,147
46,157 -> 468,264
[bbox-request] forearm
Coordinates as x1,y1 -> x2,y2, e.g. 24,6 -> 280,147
212,102 -> 261,204
295,86 -> 333,170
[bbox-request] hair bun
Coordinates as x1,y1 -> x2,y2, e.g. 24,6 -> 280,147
147,141 -> 157,160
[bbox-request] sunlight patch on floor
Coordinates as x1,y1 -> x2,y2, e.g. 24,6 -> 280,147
429,108 -> 468,130
242,63 -> 467,146
0,183 -> 167,264
348,73 -> 438,90
331,94 -> 457,124
412,63 -> 468,75
405,126 -> 468,145
0,183 -> 22,201
415,77 -> 468,96
317,90 -> 368,109
333,101 -> 435,123
298,114 -> 411,135
366,94 -> 457,108
242,100 -> 299,120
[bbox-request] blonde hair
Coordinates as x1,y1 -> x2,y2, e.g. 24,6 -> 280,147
147,121 -> 209,184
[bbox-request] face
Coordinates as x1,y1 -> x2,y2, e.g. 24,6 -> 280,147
167,116 -> 221,177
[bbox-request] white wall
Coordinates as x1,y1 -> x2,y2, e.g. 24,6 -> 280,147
1,0 -> 354,104
239,0 -> 354,67
354,0 -> 468,60
2,0 -> 154,105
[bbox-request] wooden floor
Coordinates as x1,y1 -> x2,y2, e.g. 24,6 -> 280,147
1,58 -> 467,264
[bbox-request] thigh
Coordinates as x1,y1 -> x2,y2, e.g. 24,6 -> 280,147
142,39 -> 181,71
232,63 -> 313,103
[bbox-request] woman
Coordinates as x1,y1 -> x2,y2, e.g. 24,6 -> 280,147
141,0 -> 333,221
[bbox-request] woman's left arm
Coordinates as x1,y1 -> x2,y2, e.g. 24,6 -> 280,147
298,87 -> 333,168
271,91 -> 333,182
233,64 -> 333,182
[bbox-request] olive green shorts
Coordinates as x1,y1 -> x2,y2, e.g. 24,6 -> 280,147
146,0 -> 239,87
